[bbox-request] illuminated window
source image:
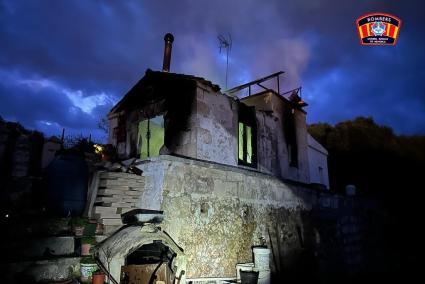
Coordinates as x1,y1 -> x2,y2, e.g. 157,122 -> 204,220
239,122 -> 254,165
238,104 -> 256,167
138,115 -> 165,159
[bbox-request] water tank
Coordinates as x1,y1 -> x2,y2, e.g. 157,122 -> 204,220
45,153 -> 88,216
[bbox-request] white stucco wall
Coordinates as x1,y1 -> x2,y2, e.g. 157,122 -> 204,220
307,134 -> 329,189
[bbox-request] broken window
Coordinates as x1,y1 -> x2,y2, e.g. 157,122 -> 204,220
138,115 -> 165,159
238,104 -> 257,167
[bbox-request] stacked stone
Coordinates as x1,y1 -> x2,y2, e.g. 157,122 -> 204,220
92,172 -> 144,226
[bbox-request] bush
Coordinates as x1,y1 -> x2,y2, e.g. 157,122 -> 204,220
81,236 -> 96,245
69,217 -> 88,227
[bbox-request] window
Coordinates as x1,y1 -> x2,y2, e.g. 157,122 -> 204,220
238,104 -> 257,167
138,115 -> 165,159
239,122 -> 253,165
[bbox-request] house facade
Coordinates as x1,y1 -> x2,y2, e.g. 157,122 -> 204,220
107,69 -> 329,189
96,34 -> 334,282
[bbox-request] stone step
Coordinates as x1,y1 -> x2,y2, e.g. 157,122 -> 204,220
95,212 -> 121,219
94,209 -> 134,220
6,236 -> 76,261
100,172 -> 144,180
97,202 -> 135,208
93,206 -> 118,215
95,196 -> 123,203
98,179 -> 145,188
6,256 -> 81,284
98,188 -> 142,196
99,218 -> 123,226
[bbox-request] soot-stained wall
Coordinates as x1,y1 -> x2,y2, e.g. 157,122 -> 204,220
241,91 -> 310,183
109,72 -> 324,187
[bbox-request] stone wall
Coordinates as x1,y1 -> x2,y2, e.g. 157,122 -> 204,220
134,155 -> 384,281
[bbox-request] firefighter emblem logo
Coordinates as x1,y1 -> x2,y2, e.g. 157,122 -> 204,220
356,13 -> 401,45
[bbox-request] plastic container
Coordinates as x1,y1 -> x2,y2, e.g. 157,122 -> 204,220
240,270 -> 259,284
236,263 -> 254,281
92,271 -> 105,284
253,247 -> 271,270
80,263 -> 98,282
258,269 -> 271,284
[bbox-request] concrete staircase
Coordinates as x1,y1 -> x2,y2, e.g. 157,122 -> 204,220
91,172 -> 145,228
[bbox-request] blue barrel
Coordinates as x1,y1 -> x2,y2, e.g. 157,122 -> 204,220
45,154 -> 88,216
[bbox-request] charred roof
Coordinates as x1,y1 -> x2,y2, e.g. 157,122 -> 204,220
110,69 -> 220,115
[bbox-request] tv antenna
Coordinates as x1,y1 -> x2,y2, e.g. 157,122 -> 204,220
218,34 -> 232,89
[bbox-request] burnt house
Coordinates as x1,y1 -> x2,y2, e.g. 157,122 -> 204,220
107,41 -> 328,188
93,34 -> 334,283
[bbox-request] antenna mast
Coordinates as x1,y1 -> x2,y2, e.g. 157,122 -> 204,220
218,34 -> 232,89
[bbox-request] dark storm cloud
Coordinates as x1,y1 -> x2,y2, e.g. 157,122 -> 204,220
0,0 -> 424,138
0,70 -> 97,130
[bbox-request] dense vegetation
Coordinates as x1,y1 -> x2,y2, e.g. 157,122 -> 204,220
308,117 -> 425,199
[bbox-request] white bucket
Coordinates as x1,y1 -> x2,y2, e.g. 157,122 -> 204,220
253,247 -> 271,270
258,269 -> 271,284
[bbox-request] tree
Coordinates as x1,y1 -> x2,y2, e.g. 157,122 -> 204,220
308,117 -> 425,197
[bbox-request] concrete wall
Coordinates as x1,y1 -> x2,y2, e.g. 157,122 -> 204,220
307,134 -> 330,189
194,83 -> 238,166
242,91 -> 310,184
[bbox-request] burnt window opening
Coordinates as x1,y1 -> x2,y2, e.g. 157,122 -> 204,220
138,115 -> 165,159
284,106 -> 298,167
115,115 -> 127,143
238,104 -> 257,167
